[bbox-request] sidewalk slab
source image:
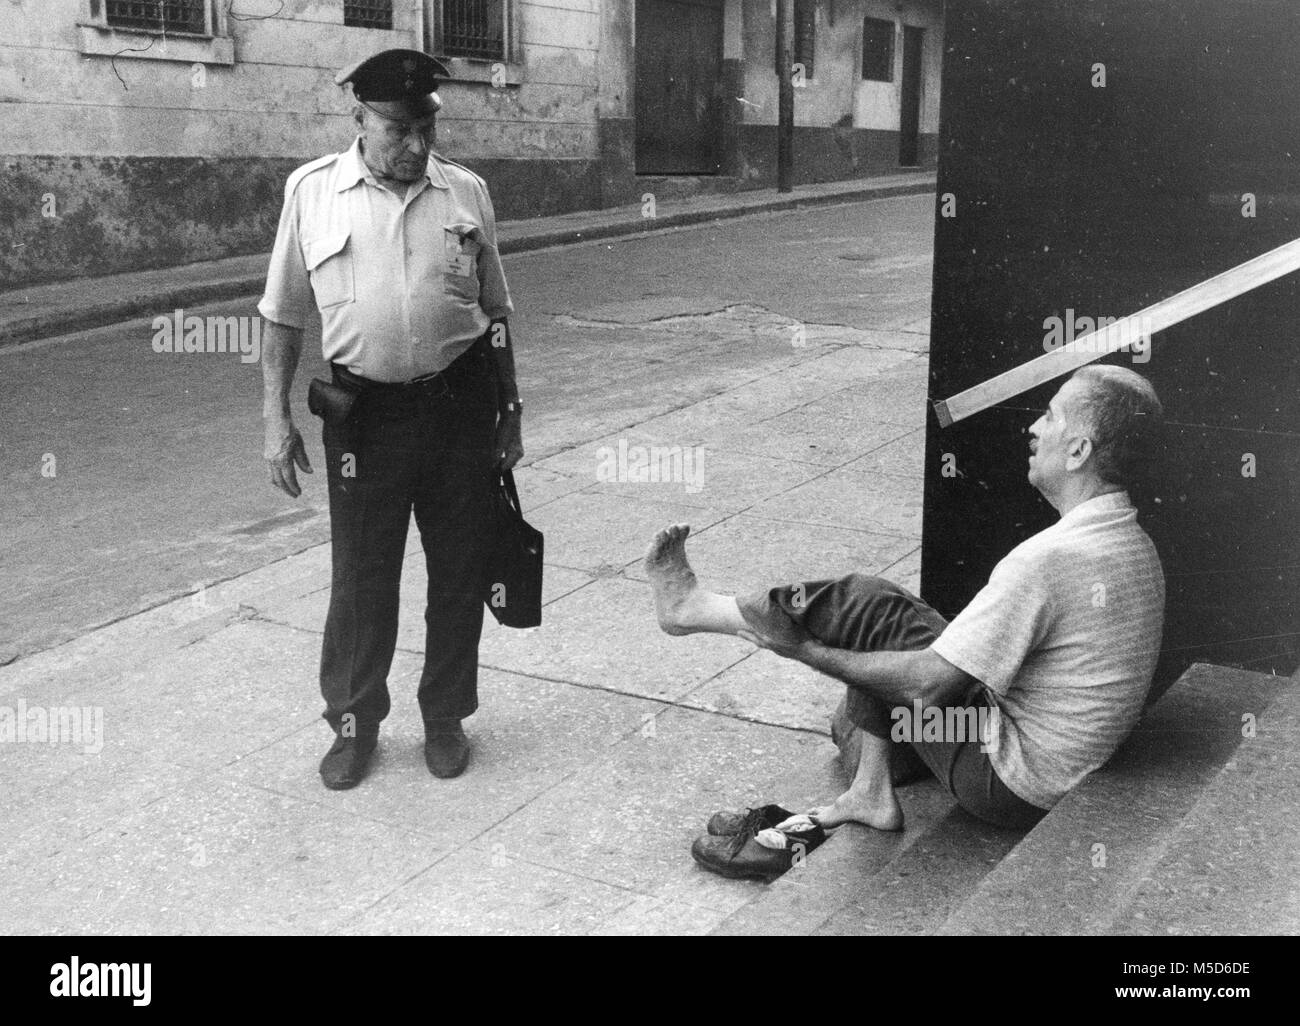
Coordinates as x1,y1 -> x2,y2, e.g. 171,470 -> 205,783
744,465 -> 923,540
477,576 -> 751,704
6,777 -> 452,935
534,435 -> 828,514
226,668 -> 666,852
468,704 -> 842,915
336,845 -> 639,936
650,514 -> 917,596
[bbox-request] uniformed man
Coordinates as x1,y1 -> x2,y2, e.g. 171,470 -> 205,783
258,48 -> 523,790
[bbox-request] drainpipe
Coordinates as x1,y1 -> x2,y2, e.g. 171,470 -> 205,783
776,0 -> 794,192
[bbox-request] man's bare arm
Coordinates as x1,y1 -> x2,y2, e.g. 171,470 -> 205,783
262,318 -> 313,497
800,644 -> 974,708
741,628 -> 975,708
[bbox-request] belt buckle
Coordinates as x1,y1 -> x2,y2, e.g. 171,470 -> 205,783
412,370 -> 450,397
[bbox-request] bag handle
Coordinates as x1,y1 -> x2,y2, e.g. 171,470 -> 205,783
500,468 -> 523,516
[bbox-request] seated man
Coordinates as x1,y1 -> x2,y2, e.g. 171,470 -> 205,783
646,365 -> 1165,857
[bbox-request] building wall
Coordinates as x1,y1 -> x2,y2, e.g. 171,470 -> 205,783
726,0 -> 943,185
0,0 -> 612,286
0,0 -> 938,286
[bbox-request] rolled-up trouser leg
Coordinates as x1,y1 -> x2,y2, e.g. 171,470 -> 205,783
737,573 -> 948,735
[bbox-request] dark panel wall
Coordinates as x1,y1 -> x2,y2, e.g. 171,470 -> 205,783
922,0 -> 1300,693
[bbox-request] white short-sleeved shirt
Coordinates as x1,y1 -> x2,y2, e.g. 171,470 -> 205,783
931,491 -> 1165,809
258,138 -> 514,382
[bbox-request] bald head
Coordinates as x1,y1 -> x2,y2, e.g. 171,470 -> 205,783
1065,365 -> 1164,489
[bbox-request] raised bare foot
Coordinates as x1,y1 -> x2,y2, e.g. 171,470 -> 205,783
809,787 -> 904,832
645,523 -> 704,635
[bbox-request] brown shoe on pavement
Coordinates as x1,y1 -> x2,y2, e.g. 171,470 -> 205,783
424,719 -> 471,778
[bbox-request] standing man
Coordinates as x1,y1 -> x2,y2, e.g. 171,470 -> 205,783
258,49 -> 524,790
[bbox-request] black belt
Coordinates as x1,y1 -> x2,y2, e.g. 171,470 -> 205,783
331,335 -> 486,397
332,363 -> 458,396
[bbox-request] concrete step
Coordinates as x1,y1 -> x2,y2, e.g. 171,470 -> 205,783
710,777 -> 1025,936
1103,672 -> 1300,935
936,663 -> 1289,936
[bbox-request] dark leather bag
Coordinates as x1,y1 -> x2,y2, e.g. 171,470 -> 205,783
484,470 -> 544,628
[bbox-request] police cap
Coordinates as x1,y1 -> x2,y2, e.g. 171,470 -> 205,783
336,48 -> 450,119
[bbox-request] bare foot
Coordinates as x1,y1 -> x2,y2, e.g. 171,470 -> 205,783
809,787 -> 904,832
645,523 -> 704,635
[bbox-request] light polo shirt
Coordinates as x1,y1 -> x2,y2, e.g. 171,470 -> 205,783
258,137 -> 514,382
930,491 -> 1165,810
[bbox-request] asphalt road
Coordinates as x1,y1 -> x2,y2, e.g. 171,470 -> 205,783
0,194 -> 934,662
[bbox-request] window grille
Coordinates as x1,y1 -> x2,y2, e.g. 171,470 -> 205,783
106,0 -> 206,34
441,0 -> 506,61
344,0 -> 393,30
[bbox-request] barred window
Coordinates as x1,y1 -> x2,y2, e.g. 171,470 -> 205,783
775,0 -> 816,79
441,0 -> 506,61
344,0 -> 393,30
862,17 -> 895,81
106,0 -> 206,34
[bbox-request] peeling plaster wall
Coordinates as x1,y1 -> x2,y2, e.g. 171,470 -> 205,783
0,0 -> 613,285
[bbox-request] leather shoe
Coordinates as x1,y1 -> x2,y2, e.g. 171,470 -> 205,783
424,719 -> 470,778
706,803 -> 796,836
691,813 -> 826,882
319,732 -> 378,790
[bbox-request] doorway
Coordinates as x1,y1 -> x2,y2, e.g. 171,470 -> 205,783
635,0 -> 725,174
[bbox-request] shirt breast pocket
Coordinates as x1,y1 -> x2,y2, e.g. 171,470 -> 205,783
443,224 -> 482,298
303,232 -> 354,310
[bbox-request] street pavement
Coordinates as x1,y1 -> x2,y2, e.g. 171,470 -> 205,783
0,192 -> 935,934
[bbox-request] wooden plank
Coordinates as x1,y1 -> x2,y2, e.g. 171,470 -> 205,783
933,236 -> 1300,428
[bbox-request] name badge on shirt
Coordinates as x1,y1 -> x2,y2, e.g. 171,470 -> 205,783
445,227 -> 475,278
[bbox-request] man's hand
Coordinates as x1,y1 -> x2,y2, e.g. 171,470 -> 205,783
738,628 -> 821,665
265,417 -> 313,497
495,408 -> 524,472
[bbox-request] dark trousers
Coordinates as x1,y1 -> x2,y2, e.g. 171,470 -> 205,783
737,573 -> 1048,829
319,340 -> 498,736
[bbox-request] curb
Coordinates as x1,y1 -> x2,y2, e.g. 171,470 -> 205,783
0,177 -> 934,348
0,278 -> 275,350
496,178 -> 935,255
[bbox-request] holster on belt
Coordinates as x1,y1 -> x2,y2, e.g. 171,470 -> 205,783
307,377 -> 358,426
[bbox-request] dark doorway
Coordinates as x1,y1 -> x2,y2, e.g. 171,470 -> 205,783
899,25 -> 924,166
635,0 -> 724,174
